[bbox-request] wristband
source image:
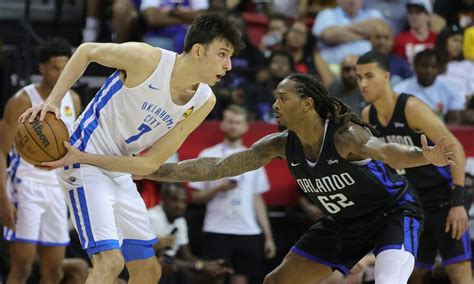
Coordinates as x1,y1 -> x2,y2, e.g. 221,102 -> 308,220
451,185 -> 465,207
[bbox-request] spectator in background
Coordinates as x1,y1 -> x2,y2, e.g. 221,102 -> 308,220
394,49 -> 465,124
370,23 -> 413,85
189,105 -> 276,284
148,183 -> 233,284
244,50 -> 295,122
271,0 -> 308,19
284,20 -> 334,86
434,0 -> 474,28
312,0 -> 386,64
82,0 -> 141,43
328,54 -> 366,117
392,0 -> 437,65
259,14 -> 289,57
437,25 -> 474,102
140,0 -> 208,52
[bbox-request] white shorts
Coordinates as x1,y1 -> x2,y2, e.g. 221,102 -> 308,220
56,164 -> 157,261
3,179 -> 70,246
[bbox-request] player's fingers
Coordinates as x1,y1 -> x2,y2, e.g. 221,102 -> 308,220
18,110 -> 31,124
420,134 -> 429,150
451,221 -> 458,239
445,218 -> 451,233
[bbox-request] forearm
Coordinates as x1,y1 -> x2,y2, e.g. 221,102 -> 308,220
78,152 -> 158,175
347,19 -> 385,38
383,143 -> 429,169
192,187 -> 223,204
313,52 -> 334,86
0,156 -> 8,201
46,44 -> 91,106
255,196 -> 273,240
320,27 -> 364,45
449,140 -> 466,186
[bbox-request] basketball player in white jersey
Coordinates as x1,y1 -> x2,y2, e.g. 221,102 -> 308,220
0,38 -> 81,284
19,14 -> 244,283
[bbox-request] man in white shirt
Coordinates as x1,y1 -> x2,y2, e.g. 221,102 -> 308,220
148,183 -> 233,283
189,105 -> 276,284
394,49 -> 465,124
312,0 -> 386,64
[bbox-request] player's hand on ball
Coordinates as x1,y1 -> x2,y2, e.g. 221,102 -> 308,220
40,142 -> 82,169
18,103 -> 60,124
421,135 -> 457,167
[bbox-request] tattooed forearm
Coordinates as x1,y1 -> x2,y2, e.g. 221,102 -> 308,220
148,132 -> 288,182
150,150 -> 271,182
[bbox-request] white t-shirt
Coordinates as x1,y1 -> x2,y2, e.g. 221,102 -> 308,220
189,143 -> 270,235
140,0 -> 209,12
148,205 -> 189,257
394,76 -> 466,116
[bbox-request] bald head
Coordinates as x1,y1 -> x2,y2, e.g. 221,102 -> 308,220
370,24 -> 393,54
340,54 -> 359,89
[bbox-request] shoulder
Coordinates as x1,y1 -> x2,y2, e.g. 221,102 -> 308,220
5,89 -> 31,112
334,123 -> 371,157
252,131 -> 288,159
361,105 -> 371,123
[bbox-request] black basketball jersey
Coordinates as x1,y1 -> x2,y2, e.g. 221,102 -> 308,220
368,93 -> 452,209
285,119 -> 420,222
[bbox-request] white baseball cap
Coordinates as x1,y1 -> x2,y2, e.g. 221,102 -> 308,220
406,0 -> 433,14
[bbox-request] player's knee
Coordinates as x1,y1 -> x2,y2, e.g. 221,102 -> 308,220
40,265 -> 63,283
445,261 -> 472,284
93,250 -> 125,275
10,258 -> 34,280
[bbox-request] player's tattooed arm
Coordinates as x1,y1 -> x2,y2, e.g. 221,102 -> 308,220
335,123 -> 455,169
146,132 -> 287,182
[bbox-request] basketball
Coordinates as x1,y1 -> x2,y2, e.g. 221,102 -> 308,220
15,112 -> 70,166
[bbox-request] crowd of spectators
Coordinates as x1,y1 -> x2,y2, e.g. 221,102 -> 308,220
80,0 -> 474,125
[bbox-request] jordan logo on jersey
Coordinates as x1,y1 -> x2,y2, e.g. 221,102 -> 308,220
394,122 -> 405,128
182,106 -> 194,118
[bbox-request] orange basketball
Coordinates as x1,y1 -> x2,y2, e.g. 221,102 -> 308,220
15,112 -> 69,166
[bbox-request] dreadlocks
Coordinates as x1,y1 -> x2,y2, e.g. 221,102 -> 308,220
286,73 -> 377,134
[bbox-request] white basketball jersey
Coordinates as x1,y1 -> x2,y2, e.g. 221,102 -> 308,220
9,84 -> 77,185
69,49 -> 211,158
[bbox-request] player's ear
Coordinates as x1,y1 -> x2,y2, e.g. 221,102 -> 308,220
38,63 -> 46,75
191,43 -> 205,58
303,97 -> 314,112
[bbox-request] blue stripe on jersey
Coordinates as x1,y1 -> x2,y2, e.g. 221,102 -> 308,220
69,189 -> 86,248
70,71 -> 120,147
366,160 -> 405,194
404,216 -> 412,253
435,166 -> 453,187
77,187 -> 95,248
76,79 -> 123,151
7,151 -> 21,183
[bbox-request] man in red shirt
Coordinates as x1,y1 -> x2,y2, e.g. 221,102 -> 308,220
392,0 -> 437,65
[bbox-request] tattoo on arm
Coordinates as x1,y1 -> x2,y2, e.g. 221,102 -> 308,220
151,132 -> 287,182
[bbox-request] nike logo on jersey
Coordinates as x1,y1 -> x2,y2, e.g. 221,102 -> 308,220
394,122 -> 405,128
148,84 -> 159,90
291,162 -> 300,167
327,159 -> 338,165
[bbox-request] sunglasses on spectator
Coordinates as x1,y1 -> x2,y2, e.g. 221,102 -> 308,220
342,66 -> 356,72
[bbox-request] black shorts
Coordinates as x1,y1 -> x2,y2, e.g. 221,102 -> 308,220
416,206 -> 472,269
291,209 -> 423,276
201,232 -> 263,277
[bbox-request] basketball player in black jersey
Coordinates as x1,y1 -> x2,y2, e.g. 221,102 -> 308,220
138,73 -> 456,284
356,50 -> 472,284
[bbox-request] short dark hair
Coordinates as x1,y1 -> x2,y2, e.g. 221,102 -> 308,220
37,38 -> 72,64
183,14 -> 245,54
269,50 -> 295,72
223,104 -> 249,121
269,13 -> 288,25
414,49 -> 439,66
161,183 -> 186,199
357,50 -> 390,71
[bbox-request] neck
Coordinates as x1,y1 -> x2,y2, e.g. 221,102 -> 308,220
372,88 -> 398,118
411,25 -> 429,40
293,113 -> 325,146
170,54 -> 201,96
223,137 -> 243,148
36,81 -> 53,101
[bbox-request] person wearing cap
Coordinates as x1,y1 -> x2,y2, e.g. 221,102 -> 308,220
392,0 -> 437,65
